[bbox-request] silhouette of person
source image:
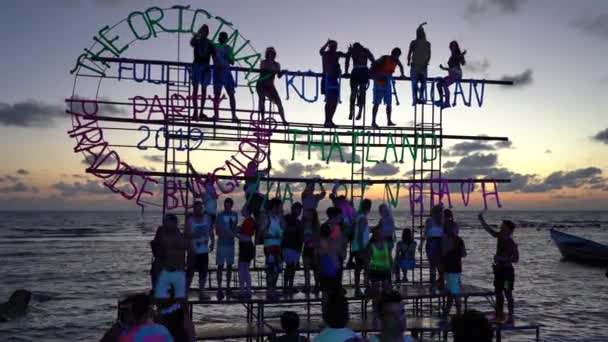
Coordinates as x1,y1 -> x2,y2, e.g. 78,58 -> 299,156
407,22 -> 431,105
256,47 -> 287,124
213,32 -> 239,122
190,24 -> 216,121
435,41 -> 466,109
370,48 -> 405,128
320,39 -> 348,128
345,42 -> 375,120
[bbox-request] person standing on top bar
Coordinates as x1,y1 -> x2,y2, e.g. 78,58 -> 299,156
370,48 -> 405,128
320,39 -> 348,128
257,47 -> 288,124
479,211 -> 519,324
190,24 -> 216,121
213,31 -> 239,122
345,42 -> 375,121
407,22 -> 431,105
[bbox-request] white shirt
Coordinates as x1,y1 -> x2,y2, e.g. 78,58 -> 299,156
313,328 -> 361,342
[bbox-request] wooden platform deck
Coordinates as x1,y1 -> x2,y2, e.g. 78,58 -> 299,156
194,316 -> 541,341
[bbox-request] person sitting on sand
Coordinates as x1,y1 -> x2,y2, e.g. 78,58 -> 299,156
369,290 -> 417,342
479,212 -> 519,324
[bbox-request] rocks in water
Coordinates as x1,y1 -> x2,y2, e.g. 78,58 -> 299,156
0,289 -> 32,322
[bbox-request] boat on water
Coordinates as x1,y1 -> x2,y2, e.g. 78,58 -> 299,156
550,228 -> 608,265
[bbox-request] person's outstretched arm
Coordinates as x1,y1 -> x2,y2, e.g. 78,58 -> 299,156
367,49 -> 375,64
478,212 -> 498,238
397,59 -> 405,77
319,40 -> 330,55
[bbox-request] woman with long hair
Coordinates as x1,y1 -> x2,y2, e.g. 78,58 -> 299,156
435,41 -> 466,109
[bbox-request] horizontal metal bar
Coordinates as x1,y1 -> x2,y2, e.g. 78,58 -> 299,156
88,168 -> 510,184
94,57 -> 514,86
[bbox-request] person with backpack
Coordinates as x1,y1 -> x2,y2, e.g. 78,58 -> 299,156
407,22 -> 431,105
370,48 -> 405,128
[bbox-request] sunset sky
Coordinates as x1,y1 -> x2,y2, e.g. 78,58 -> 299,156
1,0 -> 607,211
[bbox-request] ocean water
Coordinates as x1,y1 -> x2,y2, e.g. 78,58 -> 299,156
0,210 -> 607,341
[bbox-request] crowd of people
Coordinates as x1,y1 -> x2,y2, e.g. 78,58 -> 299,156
189,22 -> 467,127
120,163 -> 519,341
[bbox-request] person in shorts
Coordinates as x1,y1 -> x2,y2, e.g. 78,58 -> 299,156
282,202 -> 304,294
262,197 -> 285,299
394,228 -> 416,282
352,199 -> 371,297
185,202 -> 214,300
301,208 -> 321,293
370,48 -> 405,128
319,39 -> 347,128
154,214 -> 188,301
215,197 -> 239,299
367,226 -> 392,298
212,31 -> 239,122
256,46 -> 287,124
435,41 -> 466,109
479,212 -> 519,323
442,221 -> 466,316
345,42 -> 375,120
190,24 -> 216,121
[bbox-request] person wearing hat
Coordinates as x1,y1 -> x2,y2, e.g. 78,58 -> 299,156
154,214 -> 189,302
478,211 -> 519,324
407,22 -> 431,105
345,42 -> 375,121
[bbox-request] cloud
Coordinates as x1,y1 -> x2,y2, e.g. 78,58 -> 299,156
592,128 -> 608,144
463,58 -> 491,74
143,155 -> 165,163
72,174 -> 86,179
500,69 -> 533,87
82,155 -> 118,167
465,0 -> 526,20
522,167 -> 604,193
272,159 -> 328,179
545,149 -> 552,154
494,140 -> 513,149
16,169 -> 29,176
51,180 -> 109,197
365,163 -> 400,177
455,153 -> 498,168
0,182 -> 30,193
69,96 -> 126,117
573,14 -> 608,39
0,100 -> 64,127
443,161 -> 457,168
445,141 -> 496,156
